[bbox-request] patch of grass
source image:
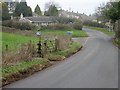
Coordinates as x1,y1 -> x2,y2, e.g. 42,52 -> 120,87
47,42 -> 82,61
47,54 -> 65,61
1,58 -> 49,77
1,32 -> 38,51
84,26 -> 115,36
40,29 -> 88,37
56,42 -> 81,56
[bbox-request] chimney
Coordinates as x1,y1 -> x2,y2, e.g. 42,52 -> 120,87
20,13 -> 23,19
11,15 -> 13,20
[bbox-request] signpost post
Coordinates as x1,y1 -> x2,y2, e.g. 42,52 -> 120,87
66,31 -> 73,44
36,31 -> 42,57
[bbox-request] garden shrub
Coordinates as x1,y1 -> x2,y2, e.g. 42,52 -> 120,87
73,21 -> 83,30
47,24 -> 71,30
2,20 -> 37,30
83,20 -> 105,28
56,17 -> 76,24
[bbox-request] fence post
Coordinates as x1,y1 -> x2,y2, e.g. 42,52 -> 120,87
37,41 -> 42,57
43,40 -> 47,57
5,44 -> 8,51
55,37 -> 59,51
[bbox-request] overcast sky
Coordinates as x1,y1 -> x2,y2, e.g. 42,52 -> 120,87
26,0 -> 109,15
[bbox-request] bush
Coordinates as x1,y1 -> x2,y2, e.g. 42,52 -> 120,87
2,20 -> 13,27
83,20 -> 105,28
2,20 -> 37,30
56,17 -> 76,24
47,24 -> 71,30
73,21 -> 83,30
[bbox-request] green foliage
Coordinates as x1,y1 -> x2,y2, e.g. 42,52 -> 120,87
105,2 -> 120,22
34,4 -> 42,16
14,0 -> 32,17
27,6 -> 32,16
96,2 -> 120,23
44,5 -> 58,16
2,20 -> 36,30
2,2 -> 10,21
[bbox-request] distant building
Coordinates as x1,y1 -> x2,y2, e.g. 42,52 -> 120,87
58,10 -> 82,20
19,13 -> 56,26
58,10 -> 97,22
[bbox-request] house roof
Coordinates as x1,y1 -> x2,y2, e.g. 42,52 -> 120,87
59,10 -> 97,22
59,10 -> 82,18
25,16 -> 55,23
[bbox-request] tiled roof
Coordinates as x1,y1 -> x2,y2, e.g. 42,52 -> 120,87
59,10 -> 96,22
25,16 -> 55,23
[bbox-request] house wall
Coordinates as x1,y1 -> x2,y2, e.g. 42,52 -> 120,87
32,22 -> 54,26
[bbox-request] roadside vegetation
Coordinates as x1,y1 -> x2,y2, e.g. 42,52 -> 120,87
47,42 -> 82,61
2,58 -> 51,86
84,26 -> 115,36
2,26 -> 87,51
1,0 -> 88,86
1,25 -> 87,86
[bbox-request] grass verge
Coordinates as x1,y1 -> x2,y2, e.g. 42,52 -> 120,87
1,42 -> 83,87
47,42 -> 82,61
1,58 -> 51,86
84,26 -> 115,36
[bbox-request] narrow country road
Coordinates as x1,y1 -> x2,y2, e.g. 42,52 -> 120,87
4,28 -> 118,88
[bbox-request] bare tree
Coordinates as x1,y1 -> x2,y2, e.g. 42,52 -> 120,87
44,1 -> 60,11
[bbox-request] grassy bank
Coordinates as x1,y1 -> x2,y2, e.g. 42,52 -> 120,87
84,26 -> 115,36
1,58 -> 51,86
2,32 -> 38,51
1,41 -> 82,86
2,58 -> 50,77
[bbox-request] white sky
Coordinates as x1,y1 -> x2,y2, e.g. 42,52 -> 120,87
26,0 -> 109,15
